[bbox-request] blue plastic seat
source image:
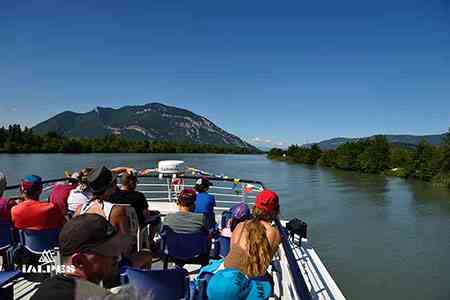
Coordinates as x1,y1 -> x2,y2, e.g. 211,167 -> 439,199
126,267 -> 189,300
0,271 -> 22,300
160,226 -> 210,269
0,222 -> 13,251
19,229 -> 60,255
218,236 -> 230,258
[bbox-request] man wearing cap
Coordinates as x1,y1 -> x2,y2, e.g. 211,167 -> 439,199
30,214 -> 141,300
0,172 -> 17,223
11,175 -> 65,230
194,177 -> 216,230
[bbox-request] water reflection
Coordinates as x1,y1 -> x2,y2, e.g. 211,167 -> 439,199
324,167 -> 389,203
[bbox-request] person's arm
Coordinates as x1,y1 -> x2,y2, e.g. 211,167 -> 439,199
111,167 -> 135,175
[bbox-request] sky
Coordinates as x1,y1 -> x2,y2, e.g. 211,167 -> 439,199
0,0 -> 449,147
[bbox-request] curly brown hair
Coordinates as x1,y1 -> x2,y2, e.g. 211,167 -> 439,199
243,207 -> 278,277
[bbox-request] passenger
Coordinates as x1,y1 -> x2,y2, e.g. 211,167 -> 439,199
110,171 -> 155,228
67,168 -> 92,215
48,173 -> 78,215
0,172 -> 16,223
30,214 -> 142,300
110,171 -> 161,251
194,177 -> 216,230
75,166 -> 151,269
224,189 -> 281,278
11,175 -> 65,230
220,202 -> 251,238
163,188 -> 208,234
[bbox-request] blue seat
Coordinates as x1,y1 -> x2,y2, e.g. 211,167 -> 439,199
160,226 -> 210,269
126,267 -> 189,300
218,236 -> 230,258
0,222 -> 14,251
0,271 -> 22,300
19,229 -> 60,255
0,222 -> 15,271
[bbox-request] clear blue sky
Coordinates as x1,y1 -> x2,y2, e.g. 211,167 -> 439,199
1,0 -> 449,147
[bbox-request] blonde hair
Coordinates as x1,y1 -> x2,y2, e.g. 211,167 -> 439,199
243,207 -> 277,277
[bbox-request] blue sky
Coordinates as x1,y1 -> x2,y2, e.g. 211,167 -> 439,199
1,0 -> 449,147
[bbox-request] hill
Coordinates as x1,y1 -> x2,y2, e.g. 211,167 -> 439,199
32,103 -> 258,151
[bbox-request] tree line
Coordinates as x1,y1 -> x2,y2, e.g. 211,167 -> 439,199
268,130 -> 450,188
0,124 -> 260,154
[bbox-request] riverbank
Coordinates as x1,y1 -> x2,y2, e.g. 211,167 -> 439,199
268,135 -> 450,188
0,125 -> 261,155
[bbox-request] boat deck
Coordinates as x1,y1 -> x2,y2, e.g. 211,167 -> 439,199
4,173 -> 345,300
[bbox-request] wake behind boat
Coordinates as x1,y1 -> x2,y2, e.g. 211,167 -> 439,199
0,160 -> 345,300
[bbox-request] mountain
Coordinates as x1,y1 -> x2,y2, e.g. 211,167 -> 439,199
32,103 -> 258,150
304,134 -> 446,150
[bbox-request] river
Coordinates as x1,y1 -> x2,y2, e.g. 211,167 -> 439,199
1,153 -> 449,299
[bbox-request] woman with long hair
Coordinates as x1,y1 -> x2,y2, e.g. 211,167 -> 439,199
224,189 -> 281,277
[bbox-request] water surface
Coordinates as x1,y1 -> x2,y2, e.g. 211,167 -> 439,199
1,153 -> 449,299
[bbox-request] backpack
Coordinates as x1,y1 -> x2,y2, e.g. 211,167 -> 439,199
286,218 -> 307,241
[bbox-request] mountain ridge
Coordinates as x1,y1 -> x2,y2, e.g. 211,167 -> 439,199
32,102 -> 258,150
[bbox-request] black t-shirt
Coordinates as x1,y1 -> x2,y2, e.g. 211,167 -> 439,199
30,275 -> 75,300
110,190 -> 148,227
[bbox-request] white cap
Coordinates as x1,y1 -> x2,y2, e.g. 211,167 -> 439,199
0,172 -> 7,194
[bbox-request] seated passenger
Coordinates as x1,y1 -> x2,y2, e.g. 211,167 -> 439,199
224,189 -> 281,278
67,168 -> 92,214
48,173 -> 78,215
30,214 -> 142,300
0,172 -> 16,223
164,188 -> 208,234
11,175 -> 65,230
75,166 -> 151,269
194,177 -> 216,229
110,171 -> 157,228
220,202 -> 251,238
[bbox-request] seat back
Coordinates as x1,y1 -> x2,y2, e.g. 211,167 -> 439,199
19,229 -> 60,255
0,222 -> 13,251
127,267 -> 189,300
161,226 -> 209,261
218,236 -> 231,258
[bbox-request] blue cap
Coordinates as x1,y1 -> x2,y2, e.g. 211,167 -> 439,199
206,269 -> 271,300
20,175 -> 43,194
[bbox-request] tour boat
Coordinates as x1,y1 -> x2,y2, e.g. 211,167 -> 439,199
1,160 -> 346,300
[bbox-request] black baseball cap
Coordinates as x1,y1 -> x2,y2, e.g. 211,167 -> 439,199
87,166 -> 117,194
59,214 -> 131,257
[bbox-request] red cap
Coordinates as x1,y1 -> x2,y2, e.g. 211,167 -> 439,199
178,188 -> 197,206
255,189 -> 279,214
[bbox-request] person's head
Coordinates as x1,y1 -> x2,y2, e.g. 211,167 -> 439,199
0,172 -> 6,197
87,167 -> 117,200
122,172 -> 138,191
230,202 -> 251,232
20,175 -> 43,200
177,188 -> 196,212
194,177 -> 213,193
206,268 -> 271,300
59,214 -> 131,284
243,189 -> 280,277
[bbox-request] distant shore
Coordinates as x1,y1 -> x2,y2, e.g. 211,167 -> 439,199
268,134 -> 450,188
